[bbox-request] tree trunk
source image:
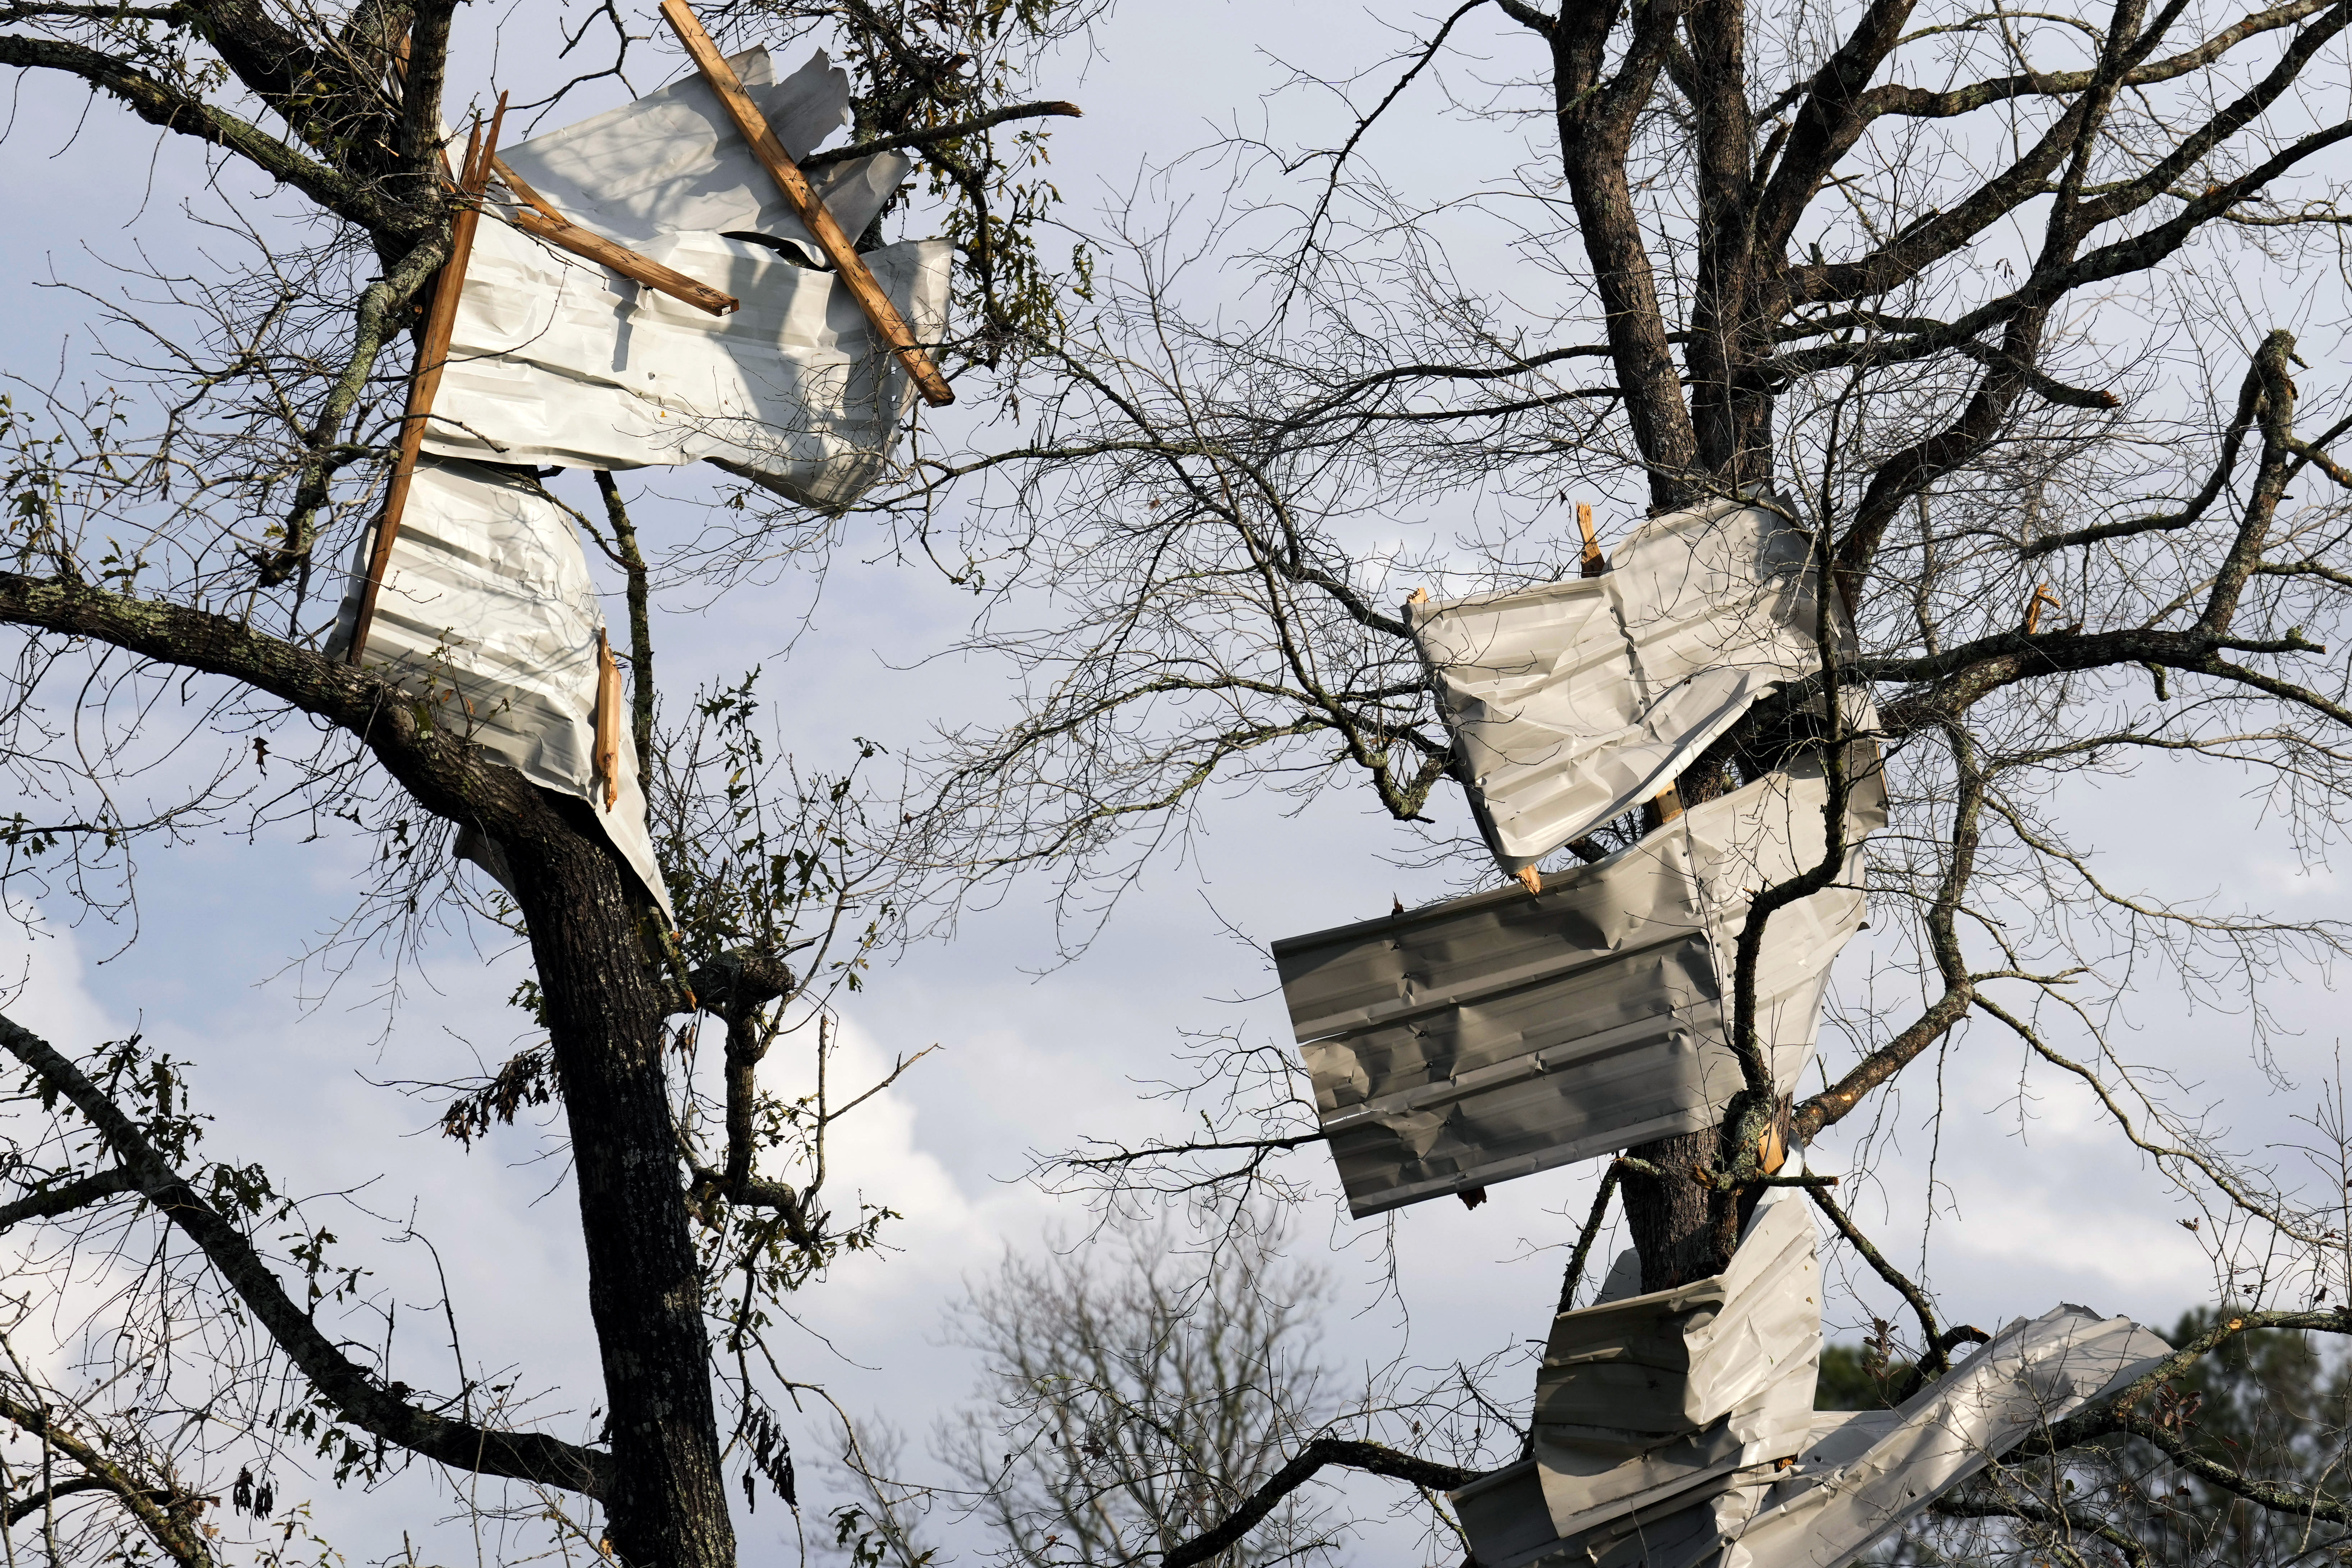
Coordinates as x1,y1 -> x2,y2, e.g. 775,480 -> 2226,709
503,792 -> 733,1568
1620,1130 -> 1724,1293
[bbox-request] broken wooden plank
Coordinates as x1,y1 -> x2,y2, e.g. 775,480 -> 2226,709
492,155 -> 739,317
659,0 -> 955,408
349,97 -> 507,666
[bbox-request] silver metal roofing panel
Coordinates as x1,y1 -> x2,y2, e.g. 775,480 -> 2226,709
1271,758 -> 1879,1215
1454,1305 -> 2169,1568
496,49 -> 908,257
1721,1305 -> 2172,1568
1536,1188 -> 1820,1445
1410,497 -> 1844,873
1530,1189 -> 1820,1536
329,456 -> 672,918
1455,1438 -> 1802,1568
420,220 -> 949,510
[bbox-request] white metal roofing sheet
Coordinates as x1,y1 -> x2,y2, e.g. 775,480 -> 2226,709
1270,756 -> 1880,1215
1411,497 -> 1849,873
330,456 -> 672,918
419,222 -> 949,509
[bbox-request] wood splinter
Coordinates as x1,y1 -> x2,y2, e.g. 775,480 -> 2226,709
660,0 -> 955,407
2023,582 -> 2059,634
492,156 -> 740,317
1576,500 -> 1604,579
594,627 -> 623,810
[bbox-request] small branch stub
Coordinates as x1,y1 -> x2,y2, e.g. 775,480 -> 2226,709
2023,582 -> 2059,634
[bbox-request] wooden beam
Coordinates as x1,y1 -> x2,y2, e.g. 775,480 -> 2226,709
348,96 -> 507,666
491,156 -> 740,317
658,0 -> 955,407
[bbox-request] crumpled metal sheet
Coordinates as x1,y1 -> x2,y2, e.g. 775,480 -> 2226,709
416,47 -> 948,510
1411,497 -> 1848,873
1719,1305 -> 2173,1568
1537,1187 -> 1820,1440
1270,754 -> 1882,1216
1529,1188 -> 1821,1534
329,456 -> 672,918
495,47 -> 911,258
1452,1304 -> 2169,1568
420,219 -> 951,511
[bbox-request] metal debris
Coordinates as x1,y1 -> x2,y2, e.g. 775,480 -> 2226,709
417,44 -> 951,508
418,224 -> 949,508
1528,1188 -> 1821,1534
1269,754 -> 1882,1216
1410,497 -> 1850,874
1452,1303 -> 2170,1568
330,455 -> 671,917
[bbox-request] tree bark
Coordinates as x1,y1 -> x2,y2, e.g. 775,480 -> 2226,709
499,795 -> 734,1568
1620,1130 -> 1722,1292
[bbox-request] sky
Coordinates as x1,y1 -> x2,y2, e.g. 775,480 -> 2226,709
2,0 -> 2349,1564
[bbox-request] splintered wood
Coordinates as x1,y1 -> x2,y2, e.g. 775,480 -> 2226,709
595,628 -> 623,810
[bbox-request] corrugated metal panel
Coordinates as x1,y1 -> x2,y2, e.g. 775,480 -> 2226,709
330,456 -> 671,918
1452,1304 -> 2169,1568
1410,497 -> 1847,873
413,47 -> 947,510
1271,756 -> 1881,1216
495,48 -> 909,257
1536,1188 -> 1819,1440
420,221 -> 950,511
1721,1305 -> 2172,1568
1529,1189 -> 1820,1534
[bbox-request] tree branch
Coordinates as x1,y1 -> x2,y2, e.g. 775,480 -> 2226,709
0,34 -> 414,234
1159,1438 -> 1476,1568
0,1391 -> 214,1566
798,99 -> 1082,172
0,1011 -> 613,1498
0,1166 -> 141,1234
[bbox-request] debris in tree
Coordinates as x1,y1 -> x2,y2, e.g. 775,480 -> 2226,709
417,41 -> 950,508
490,155 -> 739,316
1408,497 -> 1856,875
660,0 -> 954,407
1522,1190 -> 1820,1537
1454,1296 -> 2168,1568
421,221 -> 949,509
330,456 -> 671,917
1268,753 -> 1882,1215
348,100 -> 507,665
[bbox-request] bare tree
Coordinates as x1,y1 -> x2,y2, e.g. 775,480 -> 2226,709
938,1220 -> 1343,1568
826,0 -> 2352,1555
829,1216 -> 1504,1568
0,0 -> 1092,1563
